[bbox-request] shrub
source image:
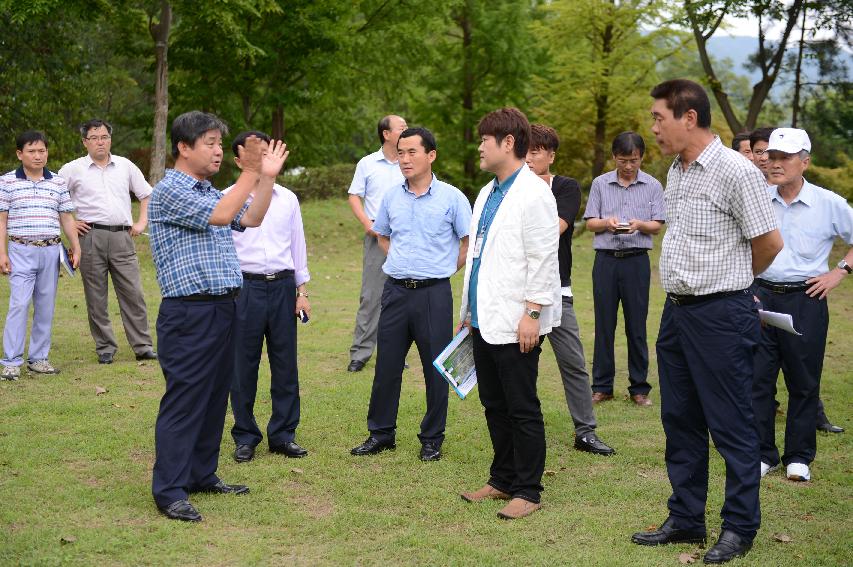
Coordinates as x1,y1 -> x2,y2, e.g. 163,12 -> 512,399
281,163 -> 356,201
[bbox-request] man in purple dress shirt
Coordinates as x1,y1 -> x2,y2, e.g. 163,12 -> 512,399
226,131 -> 312,464
584,132 -> 665,407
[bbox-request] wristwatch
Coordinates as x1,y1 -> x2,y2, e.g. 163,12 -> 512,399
526,308 -> 541,320
838,259 -> 852,274
297,291 -> 310,298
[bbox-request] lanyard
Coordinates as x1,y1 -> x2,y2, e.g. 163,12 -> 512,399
478,184 -> 510,237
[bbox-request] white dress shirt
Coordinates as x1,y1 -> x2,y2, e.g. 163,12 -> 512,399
227,183 -> 310,287
59,154 -> 152,225
347,148 -> 404,220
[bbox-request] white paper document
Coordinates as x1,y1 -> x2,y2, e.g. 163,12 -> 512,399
433,327 -> 477,400
758,310 -> 801,335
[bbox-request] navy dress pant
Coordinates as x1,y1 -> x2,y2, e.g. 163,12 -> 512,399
752,288 -> 827,467
367,279 -> 451,445
230,275 -> 300,448
656,292 -> 761,540
152,296 -> 236,508
591,251 -> 651,395
472,328 -> 546,504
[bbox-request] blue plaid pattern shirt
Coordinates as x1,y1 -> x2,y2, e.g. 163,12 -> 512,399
149,169 -> 248,298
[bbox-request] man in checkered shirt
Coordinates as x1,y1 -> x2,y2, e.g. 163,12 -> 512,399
631,80 -> 783,565
148,111 -> 288,523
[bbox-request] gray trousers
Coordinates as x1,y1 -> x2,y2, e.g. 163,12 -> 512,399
79,228 -> 152,356
546,296 -> 598,436
349,234 -> 387,364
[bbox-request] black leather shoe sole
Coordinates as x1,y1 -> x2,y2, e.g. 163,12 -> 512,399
351,442 -> 396,456
195,481 -> 249,495
632,532 -> 707,546
159,500 -> 202,522
817,422 -> 844,433
574,437 -> 615,456
135,351 -> 158,361
703,542 -> 752,564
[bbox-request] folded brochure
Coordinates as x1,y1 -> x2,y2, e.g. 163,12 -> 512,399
59,246 -> 75,277
433,327 -> 477,399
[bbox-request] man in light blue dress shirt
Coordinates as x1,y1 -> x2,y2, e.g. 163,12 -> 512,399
752,128 -> 853,483
350,127 -> 471,462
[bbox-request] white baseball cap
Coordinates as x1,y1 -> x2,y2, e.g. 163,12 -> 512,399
767,128 -> 811,154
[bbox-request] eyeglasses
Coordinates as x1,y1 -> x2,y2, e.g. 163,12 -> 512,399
85,135 -> 111,142
753,149 -> 767,156
614,158 -> 641,166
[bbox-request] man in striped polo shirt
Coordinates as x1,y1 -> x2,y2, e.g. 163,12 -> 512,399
583,132 -> 665,407
0,131 -> 81,380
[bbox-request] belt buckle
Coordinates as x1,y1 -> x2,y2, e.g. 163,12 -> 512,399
264,273 -> 276,281
669,294 -> 681,306
404,279 -> 417,289
614,250 -> 625,258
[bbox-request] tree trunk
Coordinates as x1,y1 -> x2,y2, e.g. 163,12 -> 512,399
791,7 -> 807,127
592,22 -> 613,180
272,104 -> 285,140
148,0 -> 172,186
459,0 -> 476,198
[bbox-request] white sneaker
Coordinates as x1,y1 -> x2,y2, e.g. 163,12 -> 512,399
27,359 -> 60,374
1,365 -> 20,380
786,462 -> 811,482
760,462 -> 779,478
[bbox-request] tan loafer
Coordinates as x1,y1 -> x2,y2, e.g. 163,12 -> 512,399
497,498 -> 542,519
460,484 -> 511,503
631,394 -> 652,407
592,392 -> 613,404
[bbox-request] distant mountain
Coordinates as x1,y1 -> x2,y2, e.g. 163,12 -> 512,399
706,35 -> 851,86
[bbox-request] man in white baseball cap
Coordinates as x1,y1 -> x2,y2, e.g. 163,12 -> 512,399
752,127 -> 853,483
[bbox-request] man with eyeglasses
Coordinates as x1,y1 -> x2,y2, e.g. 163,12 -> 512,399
583,132 -> 665,407
752,128 -> 853,483
59,119 -> 157,364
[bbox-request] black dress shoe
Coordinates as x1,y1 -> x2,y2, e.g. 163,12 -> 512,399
98,352 -> 114,365
347,360 -> 366,372
159,499 -> 202,522
817,420 -> 844,433
351,436 -> 395,456
270,441 -> 308,458
632,517 -> 707,546
234,444 -> 255,463
574,433 -> 615,456
195,480 -> 249,495
135,350 -> 158,361
420,442 -> 441,461
703,530 -> 752,564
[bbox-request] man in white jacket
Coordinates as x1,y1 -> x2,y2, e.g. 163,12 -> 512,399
458,108 -> 560,520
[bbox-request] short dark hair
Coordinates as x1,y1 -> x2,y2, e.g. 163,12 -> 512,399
611,131 -> 646,157
529,124 -> 559,152
397,127 -> 436,153
377,115 -> 395,146
749,127 -> 775,149
16,130 -> 48,151
477,107 -> 530,159
650,79 -> 711,128
231,130 -> 271,157
170,111 -> 229,158
80,119 -> 113,138
731,131 -> 751,151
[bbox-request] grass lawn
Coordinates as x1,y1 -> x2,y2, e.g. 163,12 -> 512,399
0,198 -> 850,566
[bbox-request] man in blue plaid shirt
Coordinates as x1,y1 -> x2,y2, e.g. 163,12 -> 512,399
149,111 -> 288,523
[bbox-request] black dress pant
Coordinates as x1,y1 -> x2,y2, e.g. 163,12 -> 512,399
591,251 -> 651,395
152,296 -> 236,508
657,292 -> 761,540
367,279 -> 451,445
471,328 -> 546,504
752,288 -> 827,467
230,275 -> 300,448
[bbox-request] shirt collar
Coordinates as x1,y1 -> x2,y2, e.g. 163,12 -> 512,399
164,168 -> 212,191
84,154 -> 115,168
494,165 -> 524,193
605,169 -> 647,188
403,174 -> 437,197
674,135 -> 722,170
771,177 -> 814,206
374,147 -> 398,165
15,166 -> 52,180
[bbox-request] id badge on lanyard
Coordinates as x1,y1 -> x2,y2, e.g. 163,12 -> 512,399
473,233 -> 484,259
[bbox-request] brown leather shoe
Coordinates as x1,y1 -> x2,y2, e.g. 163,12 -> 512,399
592,392 -> 614,404
460,484 -> 511,503
497,498 -> 542,519
631,394 -> 652,407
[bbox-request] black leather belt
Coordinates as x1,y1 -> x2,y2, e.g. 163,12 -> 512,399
90,223 -> 130,232
756,278 -> 810,294
667,289 -> 749,306
242,269 -> 294,281
598,248 -> 648,258
180,288 -> 240,301
389,277 -> 448,289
